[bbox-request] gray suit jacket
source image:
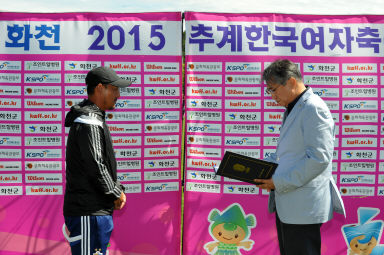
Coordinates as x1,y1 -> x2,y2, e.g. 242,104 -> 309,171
266,88 -> 345,224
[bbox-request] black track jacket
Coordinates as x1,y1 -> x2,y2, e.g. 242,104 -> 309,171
63,99 -> 123,216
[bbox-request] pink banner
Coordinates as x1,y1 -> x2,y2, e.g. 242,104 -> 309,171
0,12 -> 183,255
1,10 -> 384,255
183,12 -> 384,255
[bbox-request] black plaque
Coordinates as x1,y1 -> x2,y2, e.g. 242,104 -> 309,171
216,151 -> 278,185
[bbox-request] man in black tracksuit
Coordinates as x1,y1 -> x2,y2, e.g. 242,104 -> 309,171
63,67 -> 131,255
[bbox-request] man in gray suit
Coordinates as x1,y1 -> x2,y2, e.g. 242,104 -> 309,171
255,59 -> 345,255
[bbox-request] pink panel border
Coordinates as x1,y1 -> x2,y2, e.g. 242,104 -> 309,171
185,11 -> 384,23
0,12 -> 181,21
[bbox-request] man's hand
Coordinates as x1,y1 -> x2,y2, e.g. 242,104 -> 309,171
254,178 -> 275,192
114,191 -> 126,210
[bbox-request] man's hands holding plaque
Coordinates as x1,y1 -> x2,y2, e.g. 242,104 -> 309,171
215,151 -> 278,185
254,178 -> 275,192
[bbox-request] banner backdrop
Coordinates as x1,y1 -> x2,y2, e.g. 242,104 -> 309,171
0,12 -> 183,255
183,12 -> 384,255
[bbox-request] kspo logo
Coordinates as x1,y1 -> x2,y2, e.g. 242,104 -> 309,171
313,89 -> 327,96
226,64 -> 249,71
66,88 -> 86,95
25,75 -> 49,82
115,101 -> 128,108
344,102 -> 365,109
117,173 -> 132,181
146,113 -> 167,120
115,100 -> 139,108
188,125 -> 209,132
341,177 -> 360,183
146,184 -> 168,192
26,150 -> 49,158
263,151 -> 277,158
226,138 -> 248,145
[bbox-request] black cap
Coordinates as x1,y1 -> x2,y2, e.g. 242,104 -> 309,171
86,66 -> 132,88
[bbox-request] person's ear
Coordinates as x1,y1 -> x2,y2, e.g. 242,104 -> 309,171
286,77 -> 297,87
94,83 -> 104,94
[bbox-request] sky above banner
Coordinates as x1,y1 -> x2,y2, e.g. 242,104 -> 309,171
1,0 -> 384,15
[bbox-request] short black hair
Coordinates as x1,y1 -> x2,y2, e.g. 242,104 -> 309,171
262,59 -> 302,86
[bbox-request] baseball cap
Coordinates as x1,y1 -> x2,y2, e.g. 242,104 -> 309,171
86,66 -> 132,88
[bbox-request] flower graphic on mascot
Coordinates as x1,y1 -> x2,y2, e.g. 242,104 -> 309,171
205,203 -> 256,255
